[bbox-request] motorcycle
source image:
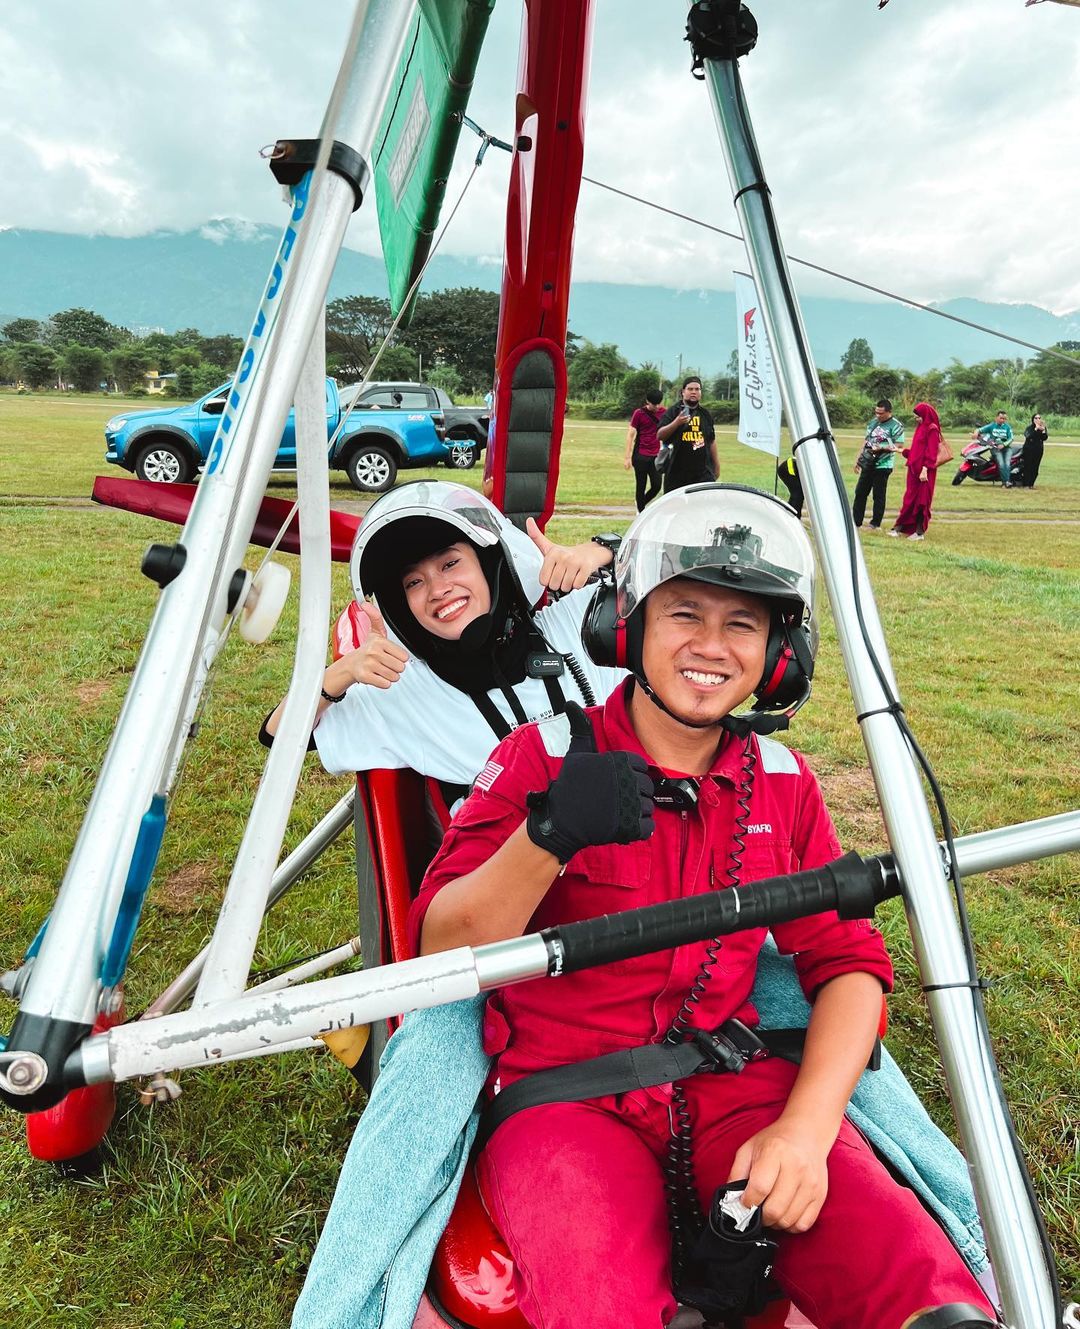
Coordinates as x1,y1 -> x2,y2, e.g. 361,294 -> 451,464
951,434 -> 1024,486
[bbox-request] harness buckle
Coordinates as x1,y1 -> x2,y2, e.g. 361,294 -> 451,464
690,1019 -> 769,1075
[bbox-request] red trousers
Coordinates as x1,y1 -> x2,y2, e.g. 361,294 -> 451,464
478,1058 -> 994,1329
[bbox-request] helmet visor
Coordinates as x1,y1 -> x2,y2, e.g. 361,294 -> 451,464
615,485 -> 815,623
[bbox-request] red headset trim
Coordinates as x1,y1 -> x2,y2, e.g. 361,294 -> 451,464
760,640 -> 794,700
615,616 -> 628,669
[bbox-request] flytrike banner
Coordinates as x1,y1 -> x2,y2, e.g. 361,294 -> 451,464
734,269 -> 781,457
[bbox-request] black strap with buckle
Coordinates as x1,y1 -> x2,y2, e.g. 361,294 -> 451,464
475,1019 -> 808,1152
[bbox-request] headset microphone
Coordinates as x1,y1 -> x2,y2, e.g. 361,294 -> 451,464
651,775 -> 700,812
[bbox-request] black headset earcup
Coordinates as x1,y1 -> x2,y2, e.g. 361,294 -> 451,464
581,582 -> 621,667
756,617 -> 814,709
582,583 -> 643,673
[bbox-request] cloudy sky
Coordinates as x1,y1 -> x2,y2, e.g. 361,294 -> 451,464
4,0 -> 1079,312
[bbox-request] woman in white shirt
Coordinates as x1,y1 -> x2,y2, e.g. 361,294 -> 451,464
263,480 -> 624,789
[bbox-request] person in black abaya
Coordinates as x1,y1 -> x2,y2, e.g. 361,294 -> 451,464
1020,413 -> 1048,489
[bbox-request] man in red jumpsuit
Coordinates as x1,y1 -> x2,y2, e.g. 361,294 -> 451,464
410,485 -> 996,1329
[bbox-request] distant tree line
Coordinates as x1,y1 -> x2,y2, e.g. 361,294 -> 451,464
324,287 -> 500,397
0,288 -> 505,400
0,308 -> 244,396
824,336 -> 1080,426
4,305 -> 1079,424
563,331 -> 1080,427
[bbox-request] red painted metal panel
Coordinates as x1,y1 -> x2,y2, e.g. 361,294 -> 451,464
430,1168 -> 530,1328
485,0 -> 596,528
25,1004 -> 125,1162
91,475 -> 361,562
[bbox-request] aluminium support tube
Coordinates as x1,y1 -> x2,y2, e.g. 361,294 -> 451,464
4,0 -> 416,1096
193,311 -> 333,1006
703,53 -> 1059,1329
140,790 -> 356,1021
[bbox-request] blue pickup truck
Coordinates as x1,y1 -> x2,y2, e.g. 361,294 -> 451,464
104,378 -> 489,492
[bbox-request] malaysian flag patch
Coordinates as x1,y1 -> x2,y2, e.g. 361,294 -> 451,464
473,759 -> 504,793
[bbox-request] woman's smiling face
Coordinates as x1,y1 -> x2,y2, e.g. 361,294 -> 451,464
401,542 -> 492,640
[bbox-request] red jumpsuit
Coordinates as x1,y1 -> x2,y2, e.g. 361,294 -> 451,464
410,682 -> 993,1329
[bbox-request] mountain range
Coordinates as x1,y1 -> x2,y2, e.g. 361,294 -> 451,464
3,222 -> 1078,374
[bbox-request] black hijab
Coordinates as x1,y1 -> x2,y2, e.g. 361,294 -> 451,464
359,517 -> 537,694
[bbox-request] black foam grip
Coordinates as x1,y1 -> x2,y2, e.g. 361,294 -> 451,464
543,852 -> 889,975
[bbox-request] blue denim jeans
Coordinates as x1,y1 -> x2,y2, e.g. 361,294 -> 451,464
994,444 -> 1015,484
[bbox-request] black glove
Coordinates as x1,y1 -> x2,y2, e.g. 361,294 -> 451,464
525,751 -> 655,864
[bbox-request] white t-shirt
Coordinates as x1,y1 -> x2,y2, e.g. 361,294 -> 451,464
313,587 -> 625,786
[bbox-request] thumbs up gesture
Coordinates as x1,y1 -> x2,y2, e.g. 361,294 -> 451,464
340,601 -> 410,690
526,517 -> 614,594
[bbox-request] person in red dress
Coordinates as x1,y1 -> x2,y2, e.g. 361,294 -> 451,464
890,402 -> 944,541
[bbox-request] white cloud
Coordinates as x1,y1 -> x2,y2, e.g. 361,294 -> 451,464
2,0 -> 1079,311
199,218 -> 266,245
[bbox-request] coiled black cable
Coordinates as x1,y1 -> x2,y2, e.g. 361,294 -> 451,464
662,735 -> 758,1282
666,737 -> 757,1045
560,650 -> 596,708
666,1081 -> 700,1279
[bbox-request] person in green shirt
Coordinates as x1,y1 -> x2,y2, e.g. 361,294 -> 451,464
973,410 -> 1016,488
852,398 -> 905,529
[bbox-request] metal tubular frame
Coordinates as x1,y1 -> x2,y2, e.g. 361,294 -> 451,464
192,311 -> 334,1007
1,0 -> 418,1093
140,791 -> 355,1022
702,46 -> 1060,1329
2,4 -> 1076,1321
63,813 -> 1080,1088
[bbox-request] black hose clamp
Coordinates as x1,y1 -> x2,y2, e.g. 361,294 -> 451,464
267,139 -> 370,211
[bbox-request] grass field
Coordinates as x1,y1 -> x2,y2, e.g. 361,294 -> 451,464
1,391 -> 1078,1326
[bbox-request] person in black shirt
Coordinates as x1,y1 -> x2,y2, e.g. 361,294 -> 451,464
656,375 -> 717,492
776,455 -> 804,517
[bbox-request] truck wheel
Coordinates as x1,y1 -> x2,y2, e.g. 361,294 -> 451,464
444,440 -> 479,470
135,440 -> 193,484
347,445 -> 398,493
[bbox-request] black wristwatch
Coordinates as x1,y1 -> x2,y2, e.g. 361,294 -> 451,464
591,533 -> 621,559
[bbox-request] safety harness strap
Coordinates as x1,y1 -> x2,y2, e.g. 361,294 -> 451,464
476,1020 -> 808,1152
469,633 -> 572,741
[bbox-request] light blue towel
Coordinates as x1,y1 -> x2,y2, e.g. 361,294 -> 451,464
293,957 -> 989,1328
291,996 -> 489,1329
752,941 -> 989,1276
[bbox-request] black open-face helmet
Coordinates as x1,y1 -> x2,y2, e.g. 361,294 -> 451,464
583,483 -> 818,725
348,481 -> 545,689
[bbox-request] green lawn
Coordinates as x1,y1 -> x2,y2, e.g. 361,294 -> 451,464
1,392 -> 1078,1325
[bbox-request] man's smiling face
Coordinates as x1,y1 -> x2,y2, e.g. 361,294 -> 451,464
639,578 -> 769,726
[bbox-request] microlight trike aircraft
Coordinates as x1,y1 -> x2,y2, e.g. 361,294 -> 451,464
3,3 -> 1078,1328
